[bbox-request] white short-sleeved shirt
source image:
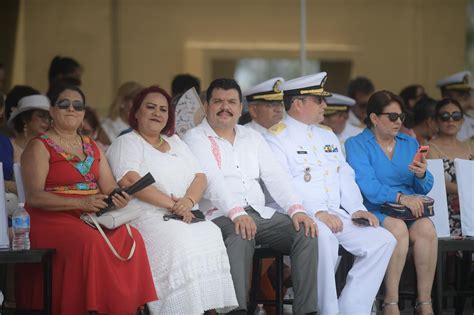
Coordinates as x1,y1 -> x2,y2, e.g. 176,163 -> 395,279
107,131 -> 202,215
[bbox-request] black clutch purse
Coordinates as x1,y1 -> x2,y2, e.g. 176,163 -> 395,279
380,194 -> 434,221
96,173 -> 156,217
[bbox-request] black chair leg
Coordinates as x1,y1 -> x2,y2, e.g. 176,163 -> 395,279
248,256 -> 262,314
275,255 -> 283,315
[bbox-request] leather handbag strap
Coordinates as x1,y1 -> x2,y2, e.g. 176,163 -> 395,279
86,213 -> 136,261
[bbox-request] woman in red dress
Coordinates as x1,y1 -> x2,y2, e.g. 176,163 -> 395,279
15,84 -> 157,315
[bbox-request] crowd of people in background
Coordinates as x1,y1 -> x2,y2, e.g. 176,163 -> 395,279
0,55 -> 473,315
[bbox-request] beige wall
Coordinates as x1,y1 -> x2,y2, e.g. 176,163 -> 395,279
11,0 -> 468,116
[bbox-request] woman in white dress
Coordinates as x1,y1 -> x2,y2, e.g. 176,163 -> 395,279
107,85 -> 238,315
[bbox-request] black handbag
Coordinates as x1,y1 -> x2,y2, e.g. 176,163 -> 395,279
381,195 -> 434,221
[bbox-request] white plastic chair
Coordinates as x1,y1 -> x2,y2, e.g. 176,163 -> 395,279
0,162 -> 10,248
427,159 -> 450,237
13,163 -> 25,204
454,159 -> 474,237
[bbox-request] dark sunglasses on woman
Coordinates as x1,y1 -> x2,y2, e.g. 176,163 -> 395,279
438,111 -> 463,122
379,112 -> 406,122
55,99 -> 86,111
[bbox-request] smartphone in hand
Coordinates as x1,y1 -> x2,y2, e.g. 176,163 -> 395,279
412,145 -> 429,164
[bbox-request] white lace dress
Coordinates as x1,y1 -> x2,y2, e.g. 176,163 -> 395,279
107,132 -> 238,315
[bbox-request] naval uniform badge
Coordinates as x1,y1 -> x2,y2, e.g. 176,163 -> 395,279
304,167 -> 311,182
323,144 -> 338,153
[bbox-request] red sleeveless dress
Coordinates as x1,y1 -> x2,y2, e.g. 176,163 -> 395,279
15,135 -> 157,315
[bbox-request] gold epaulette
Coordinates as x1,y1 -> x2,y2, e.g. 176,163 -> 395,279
316,123 -> 332,131
269,122 -> 287,135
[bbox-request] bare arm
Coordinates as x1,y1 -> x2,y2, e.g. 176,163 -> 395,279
22,139 -> 107,211
96,145 -> 123,195
170,173 -> 207,216
182,173 -> 207,204
4,180 -> 17,194
118,170 -> 176,209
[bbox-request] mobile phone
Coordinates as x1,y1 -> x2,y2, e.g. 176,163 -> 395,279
163,210 -> 206,223
352,217 -> 371,227
412,145 -> 429,164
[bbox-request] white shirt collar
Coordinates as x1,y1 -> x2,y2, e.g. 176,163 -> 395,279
246,120 -> 268,135
285,114 -> 313,133
199,118 -> 246,140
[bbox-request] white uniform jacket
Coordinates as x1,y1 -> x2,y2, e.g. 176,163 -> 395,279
264,115 -> 367,218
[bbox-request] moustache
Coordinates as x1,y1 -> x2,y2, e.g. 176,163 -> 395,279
217,109 -> 233,116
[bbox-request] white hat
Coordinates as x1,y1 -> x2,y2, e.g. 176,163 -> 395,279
436,70 -> 473,91
280,72 -> 332,97
7,95 -> 51,128
324,93 -> 355,115
244,77 -> 285,102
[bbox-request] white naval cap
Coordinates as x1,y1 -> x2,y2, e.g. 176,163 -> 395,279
244,77 -> 285,102
324,93 -> 356,115
280,72 -> 332,97
7,95 -> 51,128
436,70 -> 473,91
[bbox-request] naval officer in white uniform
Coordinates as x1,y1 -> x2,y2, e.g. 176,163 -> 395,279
244,77 -> 285,135
264,72 -> 396,315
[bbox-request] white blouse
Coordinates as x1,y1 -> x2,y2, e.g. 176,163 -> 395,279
107,131 -> 202,215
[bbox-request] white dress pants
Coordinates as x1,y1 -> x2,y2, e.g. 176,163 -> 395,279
315,215 -> 396,315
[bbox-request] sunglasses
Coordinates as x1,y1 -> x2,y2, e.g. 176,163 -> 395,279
379,112 -> 406,122
55,99 -> 85,111
438,111 -> 463,122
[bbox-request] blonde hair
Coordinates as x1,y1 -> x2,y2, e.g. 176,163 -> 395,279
108,81 -> 143,120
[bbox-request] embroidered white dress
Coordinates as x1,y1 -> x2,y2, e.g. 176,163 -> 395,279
107,132 -> 238,315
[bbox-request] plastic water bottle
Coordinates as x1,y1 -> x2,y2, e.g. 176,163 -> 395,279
254,304 -> 266,315
12,203 -> 30,251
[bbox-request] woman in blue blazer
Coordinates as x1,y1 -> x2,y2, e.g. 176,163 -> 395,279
345,90 -> 436,315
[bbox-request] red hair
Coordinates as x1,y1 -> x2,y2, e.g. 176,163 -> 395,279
128,85 -> 175,136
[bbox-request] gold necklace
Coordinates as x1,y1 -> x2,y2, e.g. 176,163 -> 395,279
136,131 -> 164,150
377,138 -> 395,153
51,129 -> 82,150
152,136 -> 164,149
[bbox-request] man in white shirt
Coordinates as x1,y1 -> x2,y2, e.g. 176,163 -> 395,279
244,77 -> 285,134
184,78 -> 318,315
436,70 -> 474,142
265,72 -> 396,315
322,93 -> 363,154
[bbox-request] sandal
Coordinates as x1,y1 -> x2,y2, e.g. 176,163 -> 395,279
415,300 -> 434,315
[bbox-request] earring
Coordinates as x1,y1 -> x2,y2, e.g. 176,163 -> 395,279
23,124 -> 28,139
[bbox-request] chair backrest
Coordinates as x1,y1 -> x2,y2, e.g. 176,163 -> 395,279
13,163 -> 25,204
454,159 -> 474,237
0,162 -> 10,248
427,159 -> 450,238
